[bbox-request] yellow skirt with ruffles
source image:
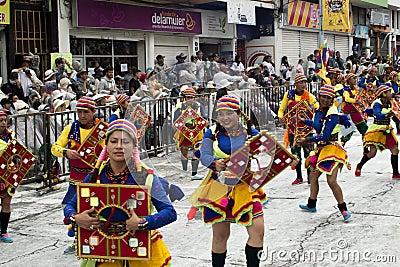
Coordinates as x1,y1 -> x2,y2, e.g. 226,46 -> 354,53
305,143 -> 349,175
363,124 -> 398,151
189,171 -> 267,226
81,231 -> 171,267
173,130 -> 204,150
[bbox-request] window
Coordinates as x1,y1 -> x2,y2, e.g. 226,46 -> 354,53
392,10 -> 395,29
352,6 -> 366,26
398,11 -> 400,29
70,38 -> 138,75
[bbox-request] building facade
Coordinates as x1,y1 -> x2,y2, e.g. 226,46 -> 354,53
1,0 -> 400,81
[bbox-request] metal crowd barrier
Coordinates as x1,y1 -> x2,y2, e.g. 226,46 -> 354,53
10,83 -> 320,191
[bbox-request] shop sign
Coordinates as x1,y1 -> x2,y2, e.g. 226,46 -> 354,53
246,46 -> 274,66
76,0 -> 202,34
227,0 -> 256,26
284,0 -> 351,33
355,25 -> 369,39
370,10 -> 390,27
0,0 -> 10,25
200,10 -> 234,38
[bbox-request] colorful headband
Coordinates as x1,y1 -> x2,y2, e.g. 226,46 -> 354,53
116,94 -> 130,106
76,96 -> 96,110
294,73 -> 307,84
182,87 -> 196,98
0,111 -> 8,117
376,85 -> 391,97
107,119 -> 138,145
216,95 -> 241,112
345,73 -> 356,82
319,85 -> 335,98
390,71 -> 398,77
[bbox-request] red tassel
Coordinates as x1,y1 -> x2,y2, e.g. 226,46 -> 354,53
187,206 -> 197,220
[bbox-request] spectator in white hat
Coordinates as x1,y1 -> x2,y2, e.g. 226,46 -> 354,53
17,55 -> 40,103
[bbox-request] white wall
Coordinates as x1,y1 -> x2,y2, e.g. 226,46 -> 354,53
58,1 -> 71,53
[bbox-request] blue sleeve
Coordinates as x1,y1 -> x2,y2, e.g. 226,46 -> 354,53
309,114 -> 339,142
303,119 -> 313,127
200,129 -> 217,171
173,108 -> 181,123
108,114 -> 117,123
146,175 -> 177,230
373,102 -> 386,120
200,104 -> 207,120
358,77 -> 366,89
63,174 -> 91,221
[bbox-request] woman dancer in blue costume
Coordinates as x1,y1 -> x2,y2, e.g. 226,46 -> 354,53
64,119 -> 177,267
191,95 -> 267,267
297,85 -> 352,221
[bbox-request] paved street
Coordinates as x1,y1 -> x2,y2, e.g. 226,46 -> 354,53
1,130 -> 399,267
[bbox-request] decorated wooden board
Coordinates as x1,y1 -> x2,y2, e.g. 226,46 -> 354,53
128,105 -> 152,143
0,139 -> 37,194
283,100 -> 314,138
77,121 -> 107,168
76,183 -> 151,261
226,131 -> 296,190
173,106 -> 208,141
392,99 -> 400,120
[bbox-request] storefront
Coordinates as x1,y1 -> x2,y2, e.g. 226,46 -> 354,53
280,0 -> 351,64
70,0 -> 202,73
353,25 -> 369,54
198,9 -> 235,63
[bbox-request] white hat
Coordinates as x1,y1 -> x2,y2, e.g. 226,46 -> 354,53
92,93 -> 108,102
206,81 -> 215,88
59,78 -> 71,89
53,99 -> 69,112
52,90 -> 64,101
106,95 -> 116,105
13,100 -> 30,115
180,84 -> 189,92
216,79 -> 233,89
44,69 -> 56,81
64,92 -> 76,101
38,104 -> 50,112
247,78 -> 258,87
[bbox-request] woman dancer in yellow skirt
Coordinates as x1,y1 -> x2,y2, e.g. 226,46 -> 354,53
64,120 -> 177,266
355,84 -> 400,179
173,87 -> 207,180
297,85 -> 352,221
190,95 -> 266,267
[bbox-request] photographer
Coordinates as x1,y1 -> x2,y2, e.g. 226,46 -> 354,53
1,71 -> 24,100
55,57 -> 71,84
17,55 -> 40,103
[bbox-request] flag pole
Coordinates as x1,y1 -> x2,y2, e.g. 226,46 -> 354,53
319,0 -> 324,47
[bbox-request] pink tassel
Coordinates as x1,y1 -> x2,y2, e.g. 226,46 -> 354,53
220,197 -> 229,207
94,147 -> 108,169
133,147 -> 140,164
187,206 -> 197,220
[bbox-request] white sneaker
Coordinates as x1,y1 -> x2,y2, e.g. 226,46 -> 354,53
191,174 -> 203,180
179,171 -> 188,178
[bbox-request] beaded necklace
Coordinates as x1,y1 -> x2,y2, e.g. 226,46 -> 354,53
104,162 -> 130,184
224,127 -> 246,137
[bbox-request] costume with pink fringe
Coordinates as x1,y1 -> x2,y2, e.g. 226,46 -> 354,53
190,95 -> 266,226
303,95 -> 349,175
64,119 -> 176,267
